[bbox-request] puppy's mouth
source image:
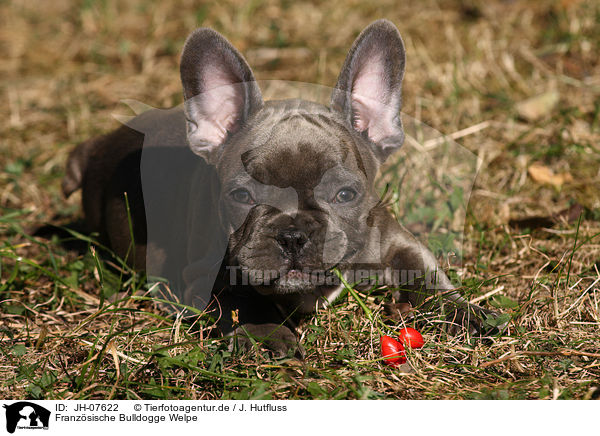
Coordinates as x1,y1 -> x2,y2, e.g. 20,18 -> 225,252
264,266 -> 339,295
243,247 -> 358,296
281,268 -> 312,282
233,240 -> 358,295
276,269 -> 313,292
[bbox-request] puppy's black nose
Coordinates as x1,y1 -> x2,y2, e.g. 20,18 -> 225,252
276,229 -> 308,255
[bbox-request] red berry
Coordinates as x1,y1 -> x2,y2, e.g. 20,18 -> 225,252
380,335 -> 407,366
398,327 -> 424,349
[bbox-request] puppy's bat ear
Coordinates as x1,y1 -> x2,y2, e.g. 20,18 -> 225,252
180,29 -> 263,163
331,20 -> 406,162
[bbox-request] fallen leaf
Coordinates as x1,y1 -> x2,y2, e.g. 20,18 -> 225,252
516,91 -> 559,121
528,163 -> 573,187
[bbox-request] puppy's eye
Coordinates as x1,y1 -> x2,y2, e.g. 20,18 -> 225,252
230,189 -> 254,205
333,188 -> 357,204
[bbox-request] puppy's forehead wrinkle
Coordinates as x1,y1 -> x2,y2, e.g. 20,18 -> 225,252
218,98 -> 378,188
241,141 -> 341,190
237,121 -> 354,188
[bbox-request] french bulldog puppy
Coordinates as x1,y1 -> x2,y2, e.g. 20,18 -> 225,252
63,20 -> 499,357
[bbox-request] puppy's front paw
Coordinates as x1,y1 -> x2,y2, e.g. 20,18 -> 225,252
229,323 -> 305,359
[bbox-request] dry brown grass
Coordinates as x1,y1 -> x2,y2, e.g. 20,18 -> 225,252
1,0 -> 599,399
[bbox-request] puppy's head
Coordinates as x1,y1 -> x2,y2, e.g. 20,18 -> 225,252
180,20 -> 406,296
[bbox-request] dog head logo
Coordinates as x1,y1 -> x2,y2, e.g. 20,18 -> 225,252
3,402 -> 50,434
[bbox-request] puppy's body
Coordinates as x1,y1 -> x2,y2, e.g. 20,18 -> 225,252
64,21 -> 498,356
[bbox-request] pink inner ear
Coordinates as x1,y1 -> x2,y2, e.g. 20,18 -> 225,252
351,54 -> 400,143
189,65 -> 244,145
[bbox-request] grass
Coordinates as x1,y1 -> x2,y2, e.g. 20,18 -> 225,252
1,0 -> 600,400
